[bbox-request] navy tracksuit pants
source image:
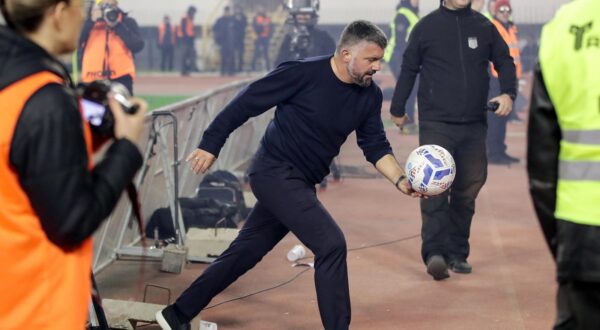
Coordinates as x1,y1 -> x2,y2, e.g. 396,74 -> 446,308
175,149 -> 351,330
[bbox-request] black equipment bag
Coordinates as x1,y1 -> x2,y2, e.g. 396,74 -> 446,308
197,170 -> 250,219
145,198 -> 238,240
145,170 -> 250,240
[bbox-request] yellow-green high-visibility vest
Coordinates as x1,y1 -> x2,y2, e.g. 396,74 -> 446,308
539,0 -> 600,226
483,12 -> 493,21
384,7 -> 419,63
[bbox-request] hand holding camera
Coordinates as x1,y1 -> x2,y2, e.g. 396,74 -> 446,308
111,94 -> 146,143
79,80 -> 146,143
93,3 -> 121,27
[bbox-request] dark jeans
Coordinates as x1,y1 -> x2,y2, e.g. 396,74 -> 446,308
554,281 -> 600,330
160,46 -> 174,71
234,44 -> 245,72
181,40 -> 196,75
220,46 -> 236,76
418,121 -> 488,263
486,78 -> 508,158
252,37 -> 270,71
175,149 -> 351,330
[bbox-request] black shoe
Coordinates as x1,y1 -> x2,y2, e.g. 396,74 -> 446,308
449,260 -> 472,274
156,305 -> 191,330
426,255 -> 449,281
488,155 -> 512,165
502,154 -> 520,163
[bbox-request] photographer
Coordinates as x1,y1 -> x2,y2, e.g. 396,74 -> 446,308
213,6 -> 237,76
80,0 -> 144,94
0,0 -> 146,328
275,1 -> 335,65
179,5 -> 197,76
251,5 -> 272,71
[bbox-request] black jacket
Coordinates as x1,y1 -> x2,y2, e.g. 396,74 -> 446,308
213,15 -> 237,49
390,4 -> 517,123
527,63 -> 600,282
0,26 -> 142,251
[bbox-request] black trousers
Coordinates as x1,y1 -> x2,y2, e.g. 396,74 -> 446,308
220,46 -> 236,76
252,37 -> 270,71
554,281 -> 600,330
160,46 -> 174,72
234,43 -> 245,72
175,150 -> 351,330
181,40 -> 196,75
418,121 -> 487,262
486,78 -> 508,158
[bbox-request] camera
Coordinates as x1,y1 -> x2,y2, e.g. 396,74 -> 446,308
99,3 -> 120,25
283,0 -> 320,60
79,80 -> 138,137
289,25 -> 311,59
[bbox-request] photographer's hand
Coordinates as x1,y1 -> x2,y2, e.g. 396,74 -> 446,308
106,13 -> 122,28
186,149 -> 216,174
111,94 -> 147,143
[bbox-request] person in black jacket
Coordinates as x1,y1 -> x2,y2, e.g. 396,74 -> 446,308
213,6 -> 237,76
390,0 -> 517,280
528,0 -> 600,327
79,0 -> 145,94
0,0 -> 146,326
156,21 -> 422,330
233,5 -> 247,73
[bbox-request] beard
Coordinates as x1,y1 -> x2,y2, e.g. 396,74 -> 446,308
347,59 -> 376,87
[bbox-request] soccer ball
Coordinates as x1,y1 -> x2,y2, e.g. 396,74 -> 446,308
405,145 -> 456,196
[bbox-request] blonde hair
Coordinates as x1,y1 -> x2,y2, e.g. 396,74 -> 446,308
0,0 -> 69,32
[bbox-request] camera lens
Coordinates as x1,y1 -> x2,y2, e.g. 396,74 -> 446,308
104,7 -> 119,23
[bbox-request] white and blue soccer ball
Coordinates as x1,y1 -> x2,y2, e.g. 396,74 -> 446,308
405,145 -> 456,196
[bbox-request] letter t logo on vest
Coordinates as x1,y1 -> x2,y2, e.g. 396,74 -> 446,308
569,22 -> 593,51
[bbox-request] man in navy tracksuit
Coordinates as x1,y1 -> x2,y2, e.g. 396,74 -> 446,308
390,0 -> 517,280
156,21 -> 421,330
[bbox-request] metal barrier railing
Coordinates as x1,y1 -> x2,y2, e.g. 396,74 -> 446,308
92,78 -> 272,273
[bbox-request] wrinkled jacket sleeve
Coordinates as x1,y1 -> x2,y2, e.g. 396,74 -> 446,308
526,62 -> 561,258
10,84 -> 143,251
489,25 -> 517,99
114,16 -> 145,54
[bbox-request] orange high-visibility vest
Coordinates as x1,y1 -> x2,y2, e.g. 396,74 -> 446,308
81,22 -> 136,82
158,22 -> 177,46
491,19 -> 522,79
178,16 -> 195,38
255,15 -> 271,38
0,71 -> 94,330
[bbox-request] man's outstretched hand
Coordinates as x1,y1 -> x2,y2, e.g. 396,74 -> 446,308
186,148 -> 216,174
